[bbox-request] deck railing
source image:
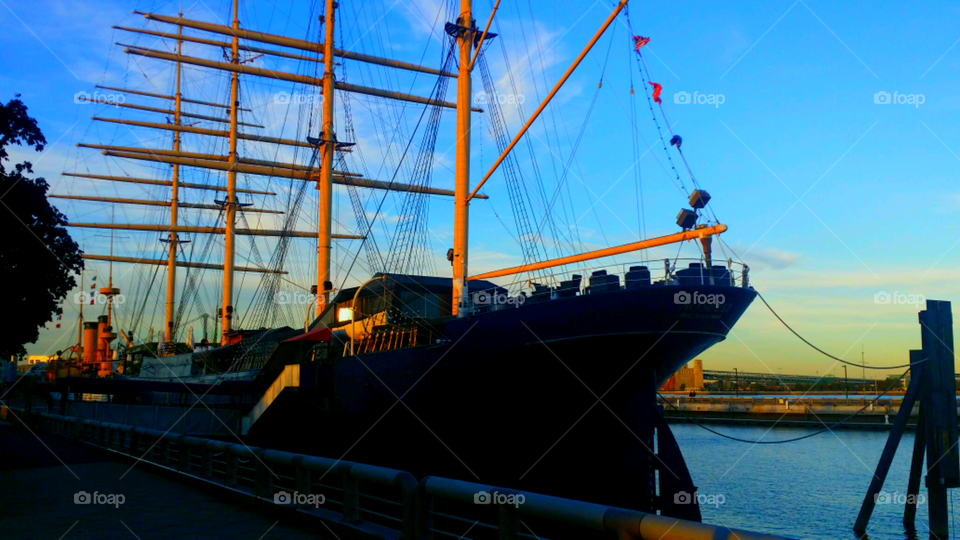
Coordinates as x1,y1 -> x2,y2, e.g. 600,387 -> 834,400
12,407 -> 786,540
464,258 -> 750,315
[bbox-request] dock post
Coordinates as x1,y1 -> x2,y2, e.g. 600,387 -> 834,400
855,300 -> 957,537
160,437 -> 171,465
903,407 -> 925,528
176,435 -> 188,472
224,449 -> 238,487
498,504 -> 519,540
853,351 -> 923,534
416,477 -> 434,540
253,449 -> 271,498
200,440 -> 214,478
293,456 -> 309,495
340,463 -> 362,523
919,300 -> 958,537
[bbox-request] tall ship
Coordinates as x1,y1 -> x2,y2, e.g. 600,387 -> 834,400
50,0 -> 756,521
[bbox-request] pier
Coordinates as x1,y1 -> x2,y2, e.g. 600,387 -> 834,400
661,395 -> 941,430
0,416 -> 321,540
0,406 -> 782,540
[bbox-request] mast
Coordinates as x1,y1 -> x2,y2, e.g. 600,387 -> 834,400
107,226 -> 114,324
77,270 -> 84,354
451,0 -> 473,316
165,11 -> 183,348
221,0 -> 240,343
316,0 -> 336,317
99,223 -> 121,366
65,5 -> 494,339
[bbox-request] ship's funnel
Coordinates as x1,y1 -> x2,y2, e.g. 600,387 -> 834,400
82,322 -> 99,363
97,315 -> 117,374
97,315 -> 109,361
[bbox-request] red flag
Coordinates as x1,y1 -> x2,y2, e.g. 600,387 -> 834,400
633,35 -> 650,51
649,82 -> 662,104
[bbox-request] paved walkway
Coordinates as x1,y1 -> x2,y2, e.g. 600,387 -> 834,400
0,420 -> 331,540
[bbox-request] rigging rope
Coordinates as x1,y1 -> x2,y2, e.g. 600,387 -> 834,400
491,13 -> 569,260
476,52 -> 549,277
333,70 -> 440,305
626,46 -> 687,197
627,30 -> 647,255
625,9 -> 722,229
385,44 -> 455,275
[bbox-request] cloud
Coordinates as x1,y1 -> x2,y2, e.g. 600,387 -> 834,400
757,267 -> 956,292
397,0 -> 446,45
747,246 -> 801,270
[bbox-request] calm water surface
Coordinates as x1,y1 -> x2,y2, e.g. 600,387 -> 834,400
673,424 -> 948,540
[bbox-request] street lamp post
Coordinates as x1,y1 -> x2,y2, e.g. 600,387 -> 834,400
861,344 -> 867,395
734,367 -> 739,398
844,365 -> 848,401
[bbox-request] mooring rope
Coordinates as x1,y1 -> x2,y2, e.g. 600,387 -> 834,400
658,365 -> 912,444
756,291 -> 927,370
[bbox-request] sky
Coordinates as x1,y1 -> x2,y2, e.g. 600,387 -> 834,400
1,0 -> 958,379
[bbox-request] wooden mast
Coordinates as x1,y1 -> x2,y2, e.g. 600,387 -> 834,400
165,11 -> 183,349
316,0 -> 336,317
122,47 -> 477,111
77,270 -> 84,357
221,0 -> 240,343
107,226 -> 114,325
61,172 -> 276,196
66,4 -> 498,343
131,12 -> 459,78
469,225 -> 728,280
451,0 -> 473,316
51,194 -> 282,213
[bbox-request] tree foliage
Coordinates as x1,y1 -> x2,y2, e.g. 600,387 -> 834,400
0,95 -> 83,358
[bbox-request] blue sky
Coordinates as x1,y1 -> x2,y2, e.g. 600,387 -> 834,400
1,0 -> 958,377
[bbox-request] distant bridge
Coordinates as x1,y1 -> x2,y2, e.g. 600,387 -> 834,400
703,369 -> 875,386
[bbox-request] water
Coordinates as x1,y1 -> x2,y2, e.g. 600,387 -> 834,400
673,424 -> 945,539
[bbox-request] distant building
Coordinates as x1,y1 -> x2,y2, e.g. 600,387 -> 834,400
16,355 -> 56,373
661,359 -> 703,391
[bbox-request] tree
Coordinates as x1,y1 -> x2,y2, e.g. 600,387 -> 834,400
0,95 -> 83,358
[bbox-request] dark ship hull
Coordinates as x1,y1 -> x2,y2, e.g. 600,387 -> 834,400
248,280 -> 755,512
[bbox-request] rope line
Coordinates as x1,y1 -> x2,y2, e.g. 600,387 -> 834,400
757,291 -> 927,370
658,365 -> 913,444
